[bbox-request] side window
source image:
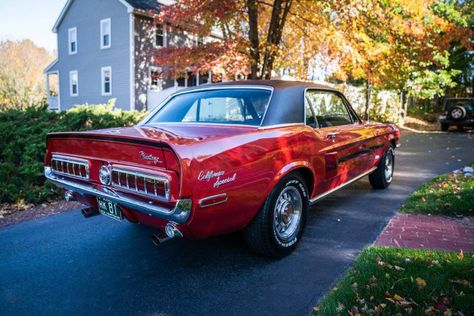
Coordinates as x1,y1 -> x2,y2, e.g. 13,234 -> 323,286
306,91 -> 353,127
304,97 -> 317,128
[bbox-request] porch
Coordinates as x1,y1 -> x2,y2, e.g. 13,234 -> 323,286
44,60 -> 60,110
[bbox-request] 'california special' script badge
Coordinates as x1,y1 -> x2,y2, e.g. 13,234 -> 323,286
198,170 -> 237,188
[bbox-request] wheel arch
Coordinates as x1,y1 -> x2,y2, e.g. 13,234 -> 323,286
273,161 -> 315,198
390,139 -> 397,149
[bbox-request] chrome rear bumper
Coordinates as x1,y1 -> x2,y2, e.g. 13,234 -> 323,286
44,167 -> 191,224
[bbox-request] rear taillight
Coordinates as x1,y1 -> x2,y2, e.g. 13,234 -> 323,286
51,155 -> 90,180
111,167 -> 170,200
163,149 -> 180,174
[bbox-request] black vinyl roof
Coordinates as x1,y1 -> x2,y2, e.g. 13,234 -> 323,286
212,80 -> 338,91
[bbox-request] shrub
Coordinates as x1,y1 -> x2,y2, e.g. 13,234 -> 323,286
0,101 -> 145,204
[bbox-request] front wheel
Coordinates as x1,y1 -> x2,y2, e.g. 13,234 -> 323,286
244,173 -> 308,258
369,146 -> 394,189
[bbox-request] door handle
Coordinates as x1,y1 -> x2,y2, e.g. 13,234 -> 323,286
326,132 -> 339,140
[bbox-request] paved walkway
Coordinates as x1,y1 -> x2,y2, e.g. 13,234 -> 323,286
376,213 -> 474,252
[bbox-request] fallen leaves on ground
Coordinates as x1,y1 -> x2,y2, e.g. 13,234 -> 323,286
313,248 -> 473,316
416,277 -> 427,288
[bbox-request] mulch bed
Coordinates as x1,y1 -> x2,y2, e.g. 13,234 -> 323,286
0,200 -> 82,229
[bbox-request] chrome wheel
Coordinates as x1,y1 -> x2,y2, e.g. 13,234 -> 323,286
384,149 -> 394,183
273,186 -> 303,241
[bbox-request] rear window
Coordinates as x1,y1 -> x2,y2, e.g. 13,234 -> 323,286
147,89 -> 272,126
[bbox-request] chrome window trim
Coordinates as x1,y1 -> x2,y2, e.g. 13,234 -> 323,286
258,123 -> 305,130
51,154 -> 89,180
146,122 -> 259,129
44,167 -> 191,224
304,87 -> 360,128
139,85 -> 275,128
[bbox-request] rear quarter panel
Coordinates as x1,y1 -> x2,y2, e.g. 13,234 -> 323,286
179,125 -> 321,238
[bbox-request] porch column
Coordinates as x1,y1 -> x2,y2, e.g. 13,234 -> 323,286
46,73 -> 50,96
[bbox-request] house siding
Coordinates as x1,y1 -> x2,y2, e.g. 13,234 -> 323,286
133,15 -> 196,111
55,0 -> 131,110
133,14 -> 154,111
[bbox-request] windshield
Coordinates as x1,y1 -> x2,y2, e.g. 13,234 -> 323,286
147,88 -> 272,126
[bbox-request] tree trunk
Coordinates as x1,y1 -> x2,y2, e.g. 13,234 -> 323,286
261,0 -> 293,79
400,89 -> 407,124
364,78 -> 371,121
246,0 -> 260,79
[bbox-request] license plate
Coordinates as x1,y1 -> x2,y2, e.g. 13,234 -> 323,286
97,197 -> 122,222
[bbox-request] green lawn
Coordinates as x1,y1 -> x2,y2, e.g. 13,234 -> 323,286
401,166 -> 474,217
315,247 -> 474,316
315,165 -> 474,315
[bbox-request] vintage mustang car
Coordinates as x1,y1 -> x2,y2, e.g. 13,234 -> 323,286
45,81 -> 400,257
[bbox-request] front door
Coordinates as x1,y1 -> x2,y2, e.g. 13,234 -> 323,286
306,90 -> 371,189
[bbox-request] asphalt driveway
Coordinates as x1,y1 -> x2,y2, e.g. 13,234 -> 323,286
1,130 -> 473,316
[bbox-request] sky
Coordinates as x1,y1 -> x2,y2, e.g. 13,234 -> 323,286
0,0 -> 67,51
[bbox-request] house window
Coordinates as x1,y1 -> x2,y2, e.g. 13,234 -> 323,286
150,67 -> 174,90
69,70 -> 78,96
68,27 -> 77,54
101,67 -> 112,96
155,24 -> 166,47
150,67 -> 161,90
100,18 -> 111,49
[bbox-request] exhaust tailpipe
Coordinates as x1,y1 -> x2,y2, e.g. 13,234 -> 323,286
152,223 -> 183,246
81,207 -> 100,218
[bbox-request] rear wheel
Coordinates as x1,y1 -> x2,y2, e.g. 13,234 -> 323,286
369,146 -> 394,189
244,173 -> 308,258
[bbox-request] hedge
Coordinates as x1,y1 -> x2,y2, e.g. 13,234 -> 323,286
0,101 -> 145,204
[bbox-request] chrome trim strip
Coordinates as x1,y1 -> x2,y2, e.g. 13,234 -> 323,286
198,193 -> 228,208
44,167 -> 191,224
309,167 -> 377,204
52,154 -> 89,164
304,87 -> 361,127
258,123 -> 305,130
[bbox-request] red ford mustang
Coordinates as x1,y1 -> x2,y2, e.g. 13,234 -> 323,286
45,81 -> 400,257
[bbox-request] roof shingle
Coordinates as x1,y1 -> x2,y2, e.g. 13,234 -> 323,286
123,0 -> 161,13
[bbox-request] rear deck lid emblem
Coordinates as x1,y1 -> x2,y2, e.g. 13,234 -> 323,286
139,151 -> 162,164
